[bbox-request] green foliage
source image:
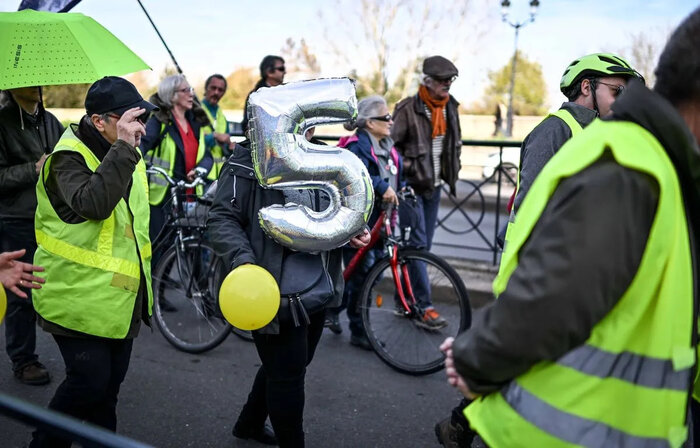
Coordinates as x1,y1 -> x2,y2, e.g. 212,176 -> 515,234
478,51 -> 547,116
42,83 -> 91,108
219,67 -> 257,110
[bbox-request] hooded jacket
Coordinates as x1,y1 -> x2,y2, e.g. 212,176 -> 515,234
0,95 -> 64,220
453,80 -> 700,394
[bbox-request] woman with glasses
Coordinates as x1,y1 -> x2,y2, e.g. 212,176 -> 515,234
139,74 -> 213,248
324,95 -> 407,349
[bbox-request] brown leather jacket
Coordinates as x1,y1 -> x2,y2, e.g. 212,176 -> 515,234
391,93 -> 462,196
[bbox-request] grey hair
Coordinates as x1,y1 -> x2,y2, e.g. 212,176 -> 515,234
85,112 -> 113,128
158,74 -> 187,108
343,95 -> 388,131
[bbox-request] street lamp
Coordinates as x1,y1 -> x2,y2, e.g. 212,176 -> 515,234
501,0 -> 540,137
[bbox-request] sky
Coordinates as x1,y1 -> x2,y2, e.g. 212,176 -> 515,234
2,0 -> 697,111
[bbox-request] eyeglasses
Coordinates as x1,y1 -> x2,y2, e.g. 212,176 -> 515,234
370,114 -> 392,122
431,75 -> 457,84
272,66 -> 286,73
176,86 -> 194,95
106,113 -> 147,125
596,81 -> 625,98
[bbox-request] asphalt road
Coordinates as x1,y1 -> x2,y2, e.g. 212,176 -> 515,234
0,314 -> 462,448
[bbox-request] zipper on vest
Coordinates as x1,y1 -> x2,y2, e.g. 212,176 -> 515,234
288,296 -> 300,327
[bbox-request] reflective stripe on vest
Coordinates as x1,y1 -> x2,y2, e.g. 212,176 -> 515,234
469,119 -> 694,448
203,105 -> 227,181
33,127 -> 153,338
146,121 -> 206,205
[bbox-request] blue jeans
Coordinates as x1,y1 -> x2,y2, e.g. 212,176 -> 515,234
402,187 -> 441,310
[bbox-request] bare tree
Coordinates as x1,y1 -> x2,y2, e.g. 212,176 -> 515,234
280,37 -> 322,81
317,0 -> 495,103
617,27 -> 672,88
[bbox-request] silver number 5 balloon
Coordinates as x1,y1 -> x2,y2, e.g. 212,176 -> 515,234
247,78 -> 374,252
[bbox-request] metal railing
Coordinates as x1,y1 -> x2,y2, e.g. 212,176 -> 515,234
310,136 -> 522,265
0,392 -> 154,447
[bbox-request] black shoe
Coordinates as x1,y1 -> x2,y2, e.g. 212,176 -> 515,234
435,416 -> 475,448
232,422 -> 278,445
324,312 -> 342,335
14,361 -> 50,386
350,333 -> 372,351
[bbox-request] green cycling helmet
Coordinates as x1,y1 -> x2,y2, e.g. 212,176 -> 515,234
560,53 -> 644,93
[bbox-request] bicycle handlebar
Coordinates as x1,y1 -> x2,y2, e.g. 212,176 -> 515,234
146,166 -> 207,190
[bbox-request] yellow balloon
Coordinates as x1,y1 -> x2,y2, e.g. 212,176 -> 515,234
219,264 -> 280,331
0,285 -> 6,324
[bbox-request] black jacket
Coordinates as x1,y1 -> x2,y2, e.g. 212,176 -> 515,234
139,93 -> 213,182
0,97 -> 64,220
207,142 -> 343,334
391,93 -> 461,196
453,81 -> 700,394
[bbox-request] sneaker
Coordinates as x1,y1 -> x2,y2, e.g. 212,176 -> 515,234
415,308 -> 448,330
434,416 -> 471,448
14,361 -> 50,386
232,422 -> 278,445
324,312 -> 342,335
349,333 -> 373,351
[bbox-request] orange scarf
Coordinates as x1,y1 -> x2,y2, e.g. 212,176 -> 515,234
419,84 -> 449,138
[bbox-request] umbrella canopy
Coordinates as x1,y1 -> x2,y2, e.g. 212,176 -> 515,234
0,9 -> 150,89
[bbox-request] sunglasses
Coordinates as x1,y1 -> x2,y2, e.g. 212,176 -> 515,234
596,81 -> 625,98
107,113 -> 148,125
272,66 -> 286,73
370,114 -> 392,122
432,75 -> 457,84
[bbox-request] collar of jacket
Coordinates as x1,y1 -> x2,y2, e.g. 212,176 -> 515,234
610,79 -> 700,265
226,143 -> 256,179
560,101 -> 597,128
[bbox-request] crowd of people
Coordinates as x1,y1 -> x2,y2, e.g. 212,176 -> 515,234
0,5 -> 699,447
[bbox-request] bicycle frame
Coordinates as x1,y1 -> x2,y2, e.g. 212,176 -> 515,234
342,203 -> 419,317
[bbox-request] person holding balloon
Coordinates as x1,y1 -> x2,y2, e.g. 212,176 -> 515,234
208,141 -> 370,447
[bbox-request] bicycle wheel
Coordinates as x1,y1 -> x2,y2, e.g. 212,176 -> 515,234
360,249 -> 471,375
152,239 -> 231,353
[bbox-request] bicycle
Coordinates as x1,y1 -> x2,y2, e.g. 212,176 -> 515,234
147,166 -> 232,353
349,192 -> 471,375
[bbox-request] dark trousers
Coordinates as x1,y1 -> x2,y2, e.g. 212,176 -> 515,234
0,218 -> 39,371
403,188 -> 441,309
30,336 -> 133,448
237,312 -> 325,448
329,247 -> 379,337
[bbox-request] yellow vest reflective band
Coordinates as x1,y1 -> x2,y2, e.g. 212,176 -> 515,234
202,104 -> 228,181
33,127 -> 153,339
145,122 -> 206,205
471,120 -> 694,448
498,109 -> 585,284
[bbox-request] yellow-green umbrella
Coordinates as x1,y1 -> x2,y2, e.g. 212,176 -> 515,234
0,9 -> 150,89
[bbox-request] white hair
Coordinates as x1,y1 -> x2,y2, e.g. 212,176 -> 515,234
157,74 -> 187,107
343,95 -> 387,131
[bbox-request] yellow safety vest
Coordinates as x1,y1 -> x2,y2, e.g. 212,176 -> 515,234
202,103 -> 228,181
471,119 -> 695,448
145,121 -> 206,205
499,109 -> 584,280
33,127 -> 153,338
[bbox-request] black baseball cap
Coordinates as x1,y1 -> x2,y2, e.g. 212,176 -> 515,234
85,76 -> 157,116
